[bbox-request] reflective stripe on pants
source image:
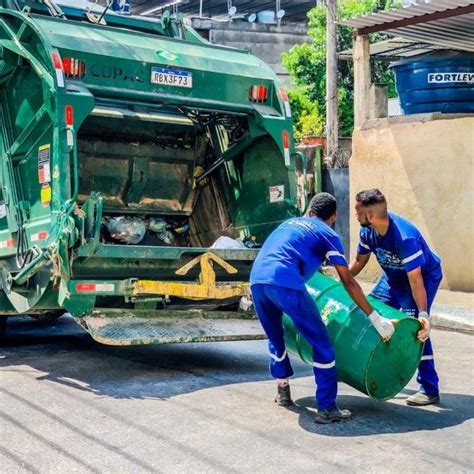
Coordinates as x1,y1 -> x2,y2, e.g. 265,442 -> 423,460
251,283 -> 337,410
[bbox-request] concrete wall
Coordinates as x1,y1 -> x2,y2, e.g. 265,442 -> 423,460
350,114 -> 474,292
191,19 -> 310,87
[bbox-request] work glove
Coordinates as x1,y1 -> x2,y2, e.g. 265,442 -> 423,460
417,311 -> 431,342
368,310 -> 395,341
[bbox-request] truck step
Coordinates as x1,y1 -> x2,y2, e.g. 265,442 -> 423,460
80,312 -> 266,346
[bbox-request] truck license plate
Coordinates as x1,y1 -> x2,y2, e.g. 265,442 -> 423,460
151,67 -> 192,88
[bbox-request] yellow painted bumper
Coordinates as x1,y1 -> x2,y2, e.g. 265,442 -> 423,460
132,252 -> 250,300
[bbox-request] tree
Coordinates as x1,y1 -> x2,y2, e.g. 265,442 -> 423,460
287,88 -> 324,141
282,0 -> 401,138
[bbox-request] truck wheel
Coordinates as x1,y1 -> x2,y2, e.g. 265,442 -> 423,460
28,311 -> 64,322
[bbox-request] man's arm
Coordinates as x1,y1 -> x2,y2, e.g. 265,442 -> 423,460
334,264 -> 395,341
349,253 -> 371,277
407,267 -> 431,342
335,264 -> 373,315
407,266 -> 428,313
324,232 -> 393,340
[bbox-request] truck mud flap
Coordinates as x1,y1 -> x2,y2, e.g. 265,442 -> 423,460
79,309 -> 266,346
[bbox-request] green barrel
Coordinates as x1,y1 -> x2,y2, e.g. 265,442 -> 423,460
283,273 -> 423,400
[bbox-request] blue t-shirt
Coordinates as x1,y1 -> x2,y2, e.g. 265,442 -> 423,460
357,212 -> 442,287
250,217 -> 347,290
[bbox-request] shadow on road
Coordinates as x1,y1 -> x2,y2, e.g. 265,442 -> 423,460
0,315 -> 275,400
294,391 -> 474,436
2,315 -> 472,439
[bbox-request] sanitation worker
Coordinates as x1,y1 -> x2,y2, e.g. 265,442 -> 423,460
250,192 -> 394,424
349,189 -> 442,406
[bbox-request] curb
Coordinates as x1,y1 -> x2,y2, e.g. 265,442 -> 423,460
431,304 -> 473,334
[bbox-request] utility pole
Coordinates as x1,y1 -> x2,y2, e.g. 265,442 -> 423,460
326,0 -> 338,167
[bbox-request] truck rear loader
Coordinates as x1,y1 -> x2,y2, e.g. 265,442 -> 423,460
0,0 -> 422,400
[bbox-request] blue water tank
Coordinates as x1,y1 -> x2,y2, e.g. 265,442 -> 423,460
111,0 -> 130,15
257,10 -> 276,24
391,52 -> 474,115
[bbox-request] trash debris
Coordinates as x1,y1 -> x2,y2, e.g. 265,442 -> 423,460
239,295 -> 253,311
156,229 -> 175,245
172,223 -> 189,235
210,236 -> 247,250
102,216 -> 192,247
148,218 -> 177,245
148,218 -> 167,233
105,217 -> 146,244
243,236 -> 261,249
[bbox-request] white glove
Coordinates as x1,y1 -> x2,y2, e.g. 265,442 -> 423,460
368,310 -> 395,341
417,311 -> 431,342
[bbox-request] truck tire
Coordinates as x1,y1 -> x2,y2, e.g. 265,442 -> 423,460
28,311 -> 64,322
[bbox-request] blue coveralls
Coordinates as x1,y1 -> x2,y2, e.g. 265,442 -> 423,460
357,212 -> 443,397
250,217 -> 348,410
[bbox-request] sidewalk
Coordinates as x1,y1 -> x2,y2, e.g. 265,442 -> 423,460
359,281 -> 474,334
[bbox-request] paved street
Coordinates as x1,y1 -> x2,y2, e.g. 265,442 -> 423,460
0,315 -> 473,473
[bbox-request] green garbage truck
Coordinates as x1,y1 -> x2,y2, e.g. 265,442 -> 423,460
0,0 -> 300,343
0,0 -> 423,400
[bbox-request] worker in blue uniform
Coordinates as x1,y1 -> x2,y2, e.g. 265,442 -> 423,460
250,192 -> 395,424
349,189 -> 442,406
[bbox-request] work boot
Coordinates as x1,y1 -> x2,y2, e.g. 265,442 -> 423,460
274,383 -> 293,406
406,391 -> 440,406
314,407 -> 352,424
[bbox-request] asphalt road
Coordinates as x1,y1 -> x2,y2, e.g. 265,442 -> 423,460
0,315 -> 472,473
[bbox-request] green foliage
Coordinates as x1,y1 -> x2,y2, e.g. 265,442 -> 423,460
282,0 -> 401,138
287,89 -> 324,141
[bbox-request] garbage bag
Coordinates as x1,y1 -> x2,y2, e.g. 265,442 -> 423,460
105,217 -> 146,244
148,218 -> 168,233
210,236 -> 246,250
156,229 -> 175,245
239,295 -> 253,311
148,218 -> 176,245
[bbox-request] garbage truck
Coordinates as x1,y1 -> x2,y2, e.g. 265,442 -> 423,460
0,0 -> 301,343
0,0 -> 423,400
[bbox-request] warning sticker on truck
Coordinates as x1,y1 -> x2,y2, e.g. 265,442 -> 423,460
38,144 -> 51,184
269,185 -> 284,203
40,183 -> 51,207
151,67 -> 192,88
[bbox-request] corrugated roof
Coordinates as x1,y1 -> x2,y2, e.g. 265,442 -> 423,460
132,0 -> 316,23
342,0 -> 474,52
343,1 -> 472,28
339,38 -> 445,61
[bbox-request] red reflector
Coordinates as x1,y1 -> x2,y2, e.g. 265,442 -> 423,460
76,283 -> 96,292
65,105 -> 74,127
62,57 -> 71,73
7,239 -> 15,248
282,131 -> 289,149
62,57 -> 86,79
257,85 -> 267,102
38,231 -> 48,240
248,84 -> 268,103
278,87 -> 288,101
51,52 -> 63,70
